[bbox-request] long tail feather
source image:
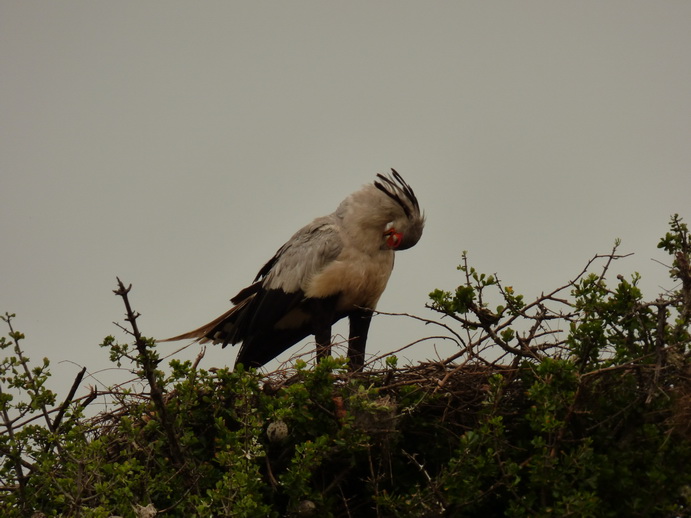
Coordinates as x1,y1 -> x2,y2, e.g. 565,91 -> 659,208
158,302 -> 246,344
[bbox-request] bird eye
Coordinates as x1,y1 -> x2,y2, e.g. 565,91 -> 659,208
384,228 -> 403,249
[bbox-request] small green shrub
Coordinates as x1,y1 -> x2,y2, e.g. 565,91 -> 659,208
1,215 -> 689,516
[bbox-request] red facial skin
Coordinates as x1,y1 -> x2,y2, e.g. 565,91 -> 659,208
384,228 -> 403,249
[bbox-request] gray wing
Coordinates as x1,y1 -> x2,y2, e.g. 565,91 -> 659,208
224,216 -> 344,356
161,216 -> 344,353
259,216 -> 344,293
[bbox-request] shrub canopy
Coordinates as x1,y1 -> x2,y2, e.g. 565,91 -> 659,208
1,215 -> 690,517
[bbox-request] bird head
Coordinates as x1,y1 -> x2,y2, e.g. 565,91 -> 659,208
374,169 -> 425,251
336,169 -> 425,252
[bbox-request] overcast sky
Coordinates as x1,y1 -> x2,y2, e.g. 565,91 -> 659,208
2,2 -> 690,399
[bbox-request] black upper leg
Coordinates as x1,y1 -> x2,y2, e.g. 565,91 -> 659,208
306,296 -> 339,361
348,308 -> 373,371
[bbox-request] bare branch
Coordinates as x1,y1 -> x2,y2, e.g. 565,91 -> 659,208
52,367 -> 87,431
113,278 -> 184,468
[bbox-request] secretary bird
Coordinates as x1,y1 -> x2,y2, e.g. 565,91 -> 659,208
163,169 -> 424,370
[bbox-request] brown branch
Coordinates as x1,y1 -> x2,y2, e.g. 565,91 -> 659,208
52,367 -> 87,431
402,449 -> 447,513
5,316 -> 55,434
113,278 -> 184,468
0,385 -> 28,505
372,309 -> 467,348
647,301 -> 668,404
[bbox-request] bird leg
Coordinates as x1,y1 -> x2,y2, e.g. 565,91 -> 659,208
347,308 -> 373,371
314,325 -> 333,361
308,297 -> 338,363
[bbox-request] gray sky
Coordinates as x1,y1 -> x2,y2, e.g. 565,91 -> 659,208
2,2 -> 690,399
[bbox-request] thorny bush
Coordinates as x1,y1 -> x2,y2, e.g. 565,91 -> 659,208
1,215 -> 690,517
